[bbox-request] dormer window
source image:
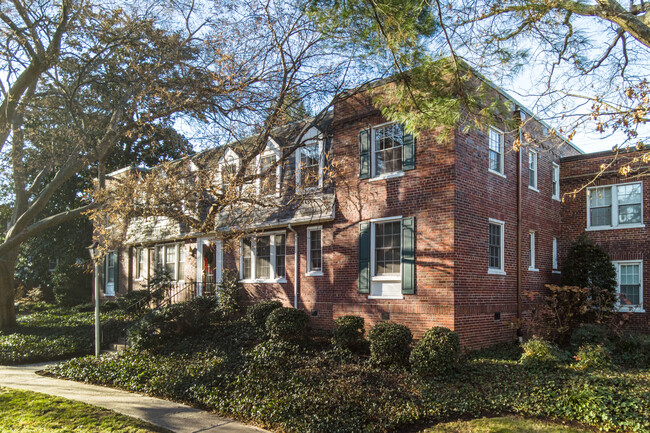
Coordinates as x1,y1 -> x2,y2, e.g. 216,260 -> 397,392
219,148 -> 240,191
296,129 -> 324,190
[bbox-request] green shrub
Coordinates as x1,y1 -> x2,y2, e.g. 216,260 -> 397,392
331,315 -> 365,350
520,337 -> 562,370
51,262 -> 91,307
265,307 -> 309,340
246,300 -> 283,329
245,339 -> 302,371
114,290 -> 155,316
215,270 -> 241,318
410,327 -> 460,377
561,234 -> 617,323
574,344 -> 612,371
611,332 -> 650,368
128,296 -> 220,351
570,324 -> 610,349
367,321 -> 412,367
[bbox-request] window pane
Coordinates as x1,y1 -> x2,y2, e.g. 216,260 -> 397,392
165,246 -> 176,278
590,187 -> 612,207
374,124 -> 403,176
619,204 -> 642,224
620,264 -> 641,306
256,236 -> 271,279
617,184 -> 641,205
309,229 -> 322,272
590,207 -> 612,227
488,128 -> 502,173
107,252 -> 115,283
260,154 -> 277,194
275,234 -> 286,278
375,221 -> 401,276
528,152 -> 536,188
300,144 -> 320,188
242,238 -> 252,280
177,245 -> 185,281
222,162 -> 237,186
489,223 -> 501,269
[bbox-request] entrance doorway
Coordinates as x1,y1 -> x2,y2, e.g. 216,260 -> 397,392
196,238 -> 222,296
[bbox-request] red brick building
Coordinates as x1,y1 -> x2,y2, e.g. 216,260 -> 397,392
96,82 -> 649,349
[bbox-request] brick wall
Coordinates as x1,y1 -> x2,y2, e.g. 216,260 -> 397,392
561,149 -> 650,331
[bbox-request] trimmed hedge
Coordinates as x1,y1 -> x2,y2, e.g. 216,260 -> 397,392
246,300 -> 283,329
367,321 -> 412,367
520,337 -> 564,370
265,307 -> 309,340
331,315 -> 365,350
410,327 -> 460,377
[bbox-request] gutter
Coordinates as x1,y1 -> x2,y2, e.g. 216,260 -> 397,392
516,109 -> 524,343
287,224 -> 299,309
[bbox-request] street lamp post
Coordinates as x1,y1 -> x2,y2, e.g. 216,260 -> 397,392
87,242 -> 101,358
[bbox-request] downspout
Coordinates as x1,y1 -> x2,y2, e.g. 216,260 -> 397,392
516,109 -> 524,343
288,224 -> 299,309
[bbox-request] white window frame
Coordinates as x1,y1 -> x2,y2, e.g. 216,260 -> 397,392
586,182 -> 645,231
369,122 -> 406,181
135,247 -> 144,280
488,126 -> 506,178
528,230 -> 538,272
368,216 -> 403,300
256,139 -> 282,197
154,243 -> 185,282
528,150 -> 538,192
296,128 -> 325,191
552,237 -> 560,274
239,231 -> 288,283
552,163 -> 560,201
613,260 -> 644,313
488,218 -> 506,275
218,148 -> 240,192
306,226 -> 323,276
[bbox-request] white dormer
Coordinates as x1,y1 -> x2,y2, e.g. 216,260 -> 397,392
256,138 -> 282,197
218,148 -> 240,191
295,126 -> 325,191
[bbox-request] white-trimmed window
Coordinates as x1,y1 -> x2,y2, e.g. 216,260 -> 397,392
528,150 -> 538,191
552,237 -> 559,273
219,148 -> 240,190
587,182 -> 643,230
258,153 -> 280,195
135,248 -> 145,280
614,260 -> 644,312
307,226 -> 323,275
488,127 -> 505,176
552,163 -> 560,201
488,219 -> 505,275
528,230 -> 538,271
369,217 -> 403,299
373,123 -> 404,177
240,232 -> 286,282
155,244 -> 185,281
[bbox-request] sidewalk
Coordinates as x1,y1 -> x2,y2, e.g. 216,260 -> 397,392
0,362 -> 269,433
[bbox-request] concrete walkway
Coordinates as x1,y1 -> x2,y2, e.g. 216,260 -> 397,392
0,362 -> 269,433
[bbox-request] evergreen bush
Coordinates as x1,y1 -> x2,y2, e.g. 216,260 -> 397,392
367,321 -> 412,367
331,315 -> 365,350
246,300 -> 283,329
265,307 -> 309,340
410,326 -> 460,377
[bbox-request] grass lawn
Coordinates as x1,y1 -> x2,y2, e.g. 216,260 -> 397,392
0,387 -> 170,433
0,303 -> 131,365
422,416 -> 590,432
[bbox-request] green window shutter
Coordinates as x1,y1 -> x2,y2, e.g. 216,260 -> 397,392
401,217 -> 415,294
402,131 -> 415,171
113,251 -> 119,293
99,257 -> 106,293
358,221 -> 371,293
359,128 -> 371,179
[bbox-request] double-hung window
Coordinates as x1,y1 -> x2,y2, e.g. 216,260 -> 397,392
135,248 -> 145,280
488,127 -> 505,176
155,244 -> 185,281
552,163 -> 560,201
528,230 -> 538,271
552,237 -> 559,273
528,150 -> 538,191
307,226 -> 323,275
373,123 -> 404,177
587,182 -> 643,229
614,261 -> 644,312
240,233 -> 287,282
259,153 -> 278,195
297,142 -> 322,189
488,219 -> 505,275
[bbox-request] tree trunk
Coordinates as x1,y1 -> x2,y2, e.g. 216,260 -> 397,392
0,252 -> 17,328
